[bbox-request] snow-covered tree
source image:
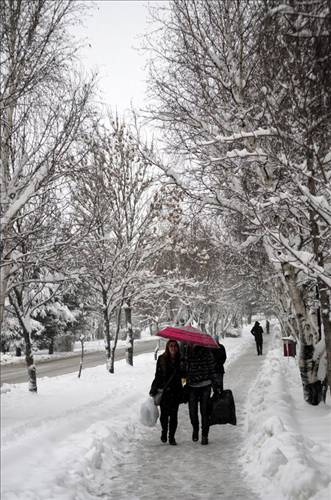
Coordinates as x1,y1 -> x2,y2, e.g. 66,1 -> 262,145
2,189 -> 82,390
70,116 -> 165,371
145,0 -> 331,402
255,0 -> 331,403
0,0 -> 95,390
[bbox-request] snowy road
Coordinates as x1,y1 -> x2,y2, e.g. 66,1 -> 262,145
101,338 -> 269,500
0,339 -> 158,384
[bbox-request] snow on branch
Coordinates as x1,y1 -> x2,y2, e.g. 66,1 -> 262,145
268,4 -> 295,16
197,128 -> 277,147
210,148 -> 268,162
299,185 -> 331,226
1,162 -> 50,229
267,232 -> 331,289
238,235 -> 261,250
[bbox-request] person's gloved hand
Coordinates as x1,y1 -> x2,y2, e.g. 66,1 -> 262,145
149,390 -> 156,397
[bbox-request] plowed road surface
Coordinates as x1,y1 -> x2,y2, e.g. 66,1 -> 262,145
0,339 -> 158,384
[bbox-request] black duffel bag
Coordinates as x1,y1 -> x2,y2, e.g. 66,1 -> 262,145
208,389 -> 237,426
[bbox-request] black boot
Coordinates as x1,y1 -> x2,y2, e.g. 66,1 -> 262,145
161,430 -> 167,443
201,435 -> 208,445
169,436 -> 177,445
192,429 -> 199,442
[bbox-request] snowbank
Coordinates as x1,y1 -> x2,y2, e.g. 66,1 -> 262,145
240,326 -> 331,500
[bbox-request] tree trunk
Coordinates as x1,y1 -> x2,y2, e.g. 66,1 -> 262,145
22,322 -> 37,392
77,339 -> 84,378
102,289 -> 111,369
319,283 -> 331,397
246,304 -> 253,324
0,70 -> 14,330
0,261 -> 10,329
307,151 -> 330,396
9,290 -> 37,391
154,321 -> 160,360
108,306 -> 122,374
48,338 -> 54,355
124,299 -> 134,366
282,263 -> 322,404
109,346 -> 115,373
26,349 -> 37,392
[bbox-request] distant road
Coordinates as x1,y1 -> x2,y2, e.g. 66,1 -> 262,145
0,339 -> 159,384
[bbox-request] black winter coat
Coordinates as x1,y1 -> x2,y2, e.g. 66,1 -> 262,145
149,353 -> 183,407
211,344 -> 227,375
251,322 -> 263,343
186,346 -> 217,386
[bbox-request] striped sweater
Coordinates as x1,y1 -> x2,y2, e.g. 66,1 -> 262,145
186,347 -> 217,386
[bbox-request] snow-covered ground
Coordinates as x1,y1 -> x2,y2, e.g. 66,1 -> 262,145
240,332 -> 331,500
1,323 -> 330,500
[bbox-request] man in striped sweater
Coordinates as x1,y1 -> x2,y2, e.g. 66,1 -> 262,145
185,345 -> 218,445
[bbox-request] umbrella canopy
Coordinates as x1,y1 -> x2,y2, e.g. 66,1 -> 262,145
156,325 -> 219,348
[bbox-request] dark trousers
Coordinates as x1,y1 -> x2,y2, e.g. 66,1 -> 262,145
188,385 -> 211,437
256,341 -> 263,355
160,404 -> 179,438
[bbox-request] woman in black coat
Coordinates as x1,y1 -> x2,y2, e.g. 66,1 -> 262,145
149,340 -> 183,445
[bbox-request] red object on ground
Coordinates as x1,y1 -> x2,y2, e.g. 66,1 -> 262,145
283,338 -> 296,357
156,325 -> 219,348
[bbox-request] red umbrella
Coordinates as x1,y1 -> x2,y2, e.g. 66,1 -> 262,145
156,325 -> 219,348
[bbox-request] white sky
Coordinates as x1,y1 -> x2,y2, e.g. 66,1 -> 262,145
2,322 -> 331,500
73,0 -> 161,116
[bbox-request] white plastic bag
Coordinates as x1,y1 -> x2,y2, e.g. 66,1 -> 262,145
140,397 -> 159,427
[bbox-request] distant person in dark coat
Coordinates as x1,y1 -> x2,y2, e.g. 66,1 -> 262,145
149,340 -> 183,445
266,319 -> 270,335
211,339 -> 227,391
185,345 -> 219,445
251,321 -> 264,355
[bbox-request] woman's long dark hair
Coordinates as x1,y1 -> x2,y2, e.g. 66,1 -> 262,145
165,340 -> 180,361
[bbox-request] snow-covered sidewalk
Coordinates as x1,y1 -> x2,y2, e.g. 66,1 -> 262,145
1,324 -> 330,500
105,330 -> 263,500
